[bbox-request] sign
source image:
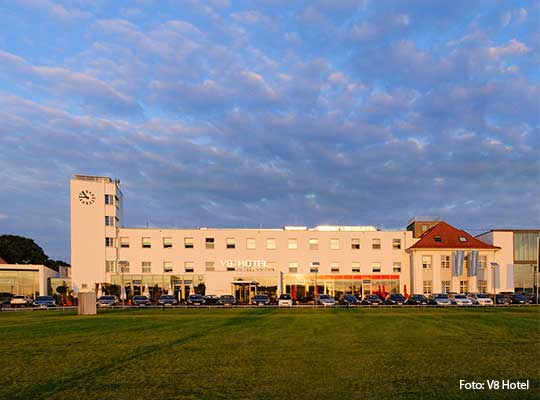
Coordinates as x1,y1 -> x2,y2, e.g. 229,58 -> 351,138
220,260 -> 275,272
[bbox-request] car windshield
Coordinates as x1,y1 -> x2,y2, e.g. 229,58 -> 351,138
101,296 -> 115,300
392,294 -> 405,299
369,295 -> 380,300
36,296 -> 52,300
435,294 -> 448,298
455,295 -> 467,299
345,295 -> 356,299
280,294 -> 291,299
221,295 -> 234,299
133,296 -> 146,300
160,295 -> 174,299
477,294 -> 489,298
190,295 -> 202,299
514,294 -> 527,299
319,295 -> 331,299
254,295 -> 268,299
13,295 -> 25,299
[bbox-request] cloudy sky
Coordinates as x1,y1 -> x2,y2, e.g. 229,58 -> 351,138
0,0 -> 538,262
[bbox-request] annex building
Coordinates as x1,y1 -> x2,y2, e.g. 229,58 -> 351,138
71,175 -> 518,301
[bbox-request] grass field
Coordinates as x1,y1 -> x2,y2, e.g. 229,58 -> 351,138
0,307 -> 539,400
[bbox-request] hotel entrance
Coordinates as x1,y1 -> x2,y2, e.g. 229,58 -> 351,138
232,280 -> 258,303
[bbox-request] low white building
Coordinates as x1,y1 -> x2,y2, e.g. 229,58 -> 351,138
0,264 -> 58,297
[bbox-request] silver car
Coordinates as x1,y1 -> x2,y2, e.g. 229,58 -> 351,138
432,293 -> 452,306
451,294 -> 472,306
10,295 -> 33,307
467,293 -> 493,306
316,294 -> 336,307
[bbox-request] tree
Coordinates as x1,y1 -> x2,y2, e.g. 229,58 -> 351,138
0,235 -> 48,265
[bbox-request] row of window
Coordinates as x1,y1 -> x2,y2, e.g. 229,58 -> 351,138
105,261 -> 402,274
421,255 -> 487,269
106,237 -> 403,250
422,279 -> 487,295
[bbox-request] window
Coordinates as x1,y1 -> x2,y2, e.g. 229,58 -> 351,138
372,238 -> 381,249
392,239 -> 401,250
105,216 -> 116,226
142,261 -> 151,273
288,262 -> 298,273
479,255 -> 487,269
422,224 -> 428,232
478,280 -> 487,293
422,255 -> 432,269
330,262 -> 340,273
226,238 -> 235,249
352,262 -> 360,273
434,235 -> 442,242
423,280 -> 432,295
459,236 -> 468,242
330,239 -> 340,250
441,280 -> 451,294
184,261 -> 194,273
205,238 -> 215,249
81,284 -> 88,289
205,261 -> 215,272
163,237 -> 173,248
163,261 -> 173,273
266,238 -> 276,250
288,238 -> 297,249
105,194 -> 115,205
184,237 -> 194,249
105,237 -> 115,247
119,237 -> 129,248
142,237 -> 151,248
310,261 -> 320,273
105,260 -> 117,273
441,255 -> 450,269
118,261 -> 129,273
393,262 -> 402,273
351,238 -> 360,250
371,262 -> 381,273
309,238 -> 319,250
459,280 -> 468,294
246,238 -> 256,249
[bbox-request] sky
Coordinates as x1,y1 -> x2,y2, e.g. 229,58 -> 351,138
0,0 -> 538,262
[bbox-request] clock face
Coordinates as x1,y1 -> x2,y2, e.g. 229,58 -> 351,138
79,190 -> 96,205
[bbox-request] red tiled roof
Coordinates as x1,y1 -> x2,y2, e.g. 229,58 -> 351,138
409,221 -> 499,250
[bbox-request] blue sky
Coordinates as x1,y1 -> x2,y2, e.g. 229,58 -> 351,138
0,0 -> 538,262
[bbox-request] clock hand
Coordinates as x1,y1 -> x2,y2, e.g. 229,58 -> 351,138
80,192 -> 89,199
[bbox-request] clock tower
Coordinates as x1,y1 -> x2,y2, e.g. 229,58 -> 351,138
70,175 -> 123,292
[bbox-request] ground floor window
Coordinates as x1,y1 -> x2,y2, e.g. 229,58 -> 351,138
423,280 -> 432,295
441,280 -> 451,294
110,274 -> 205,302
477,280 -> 487,293
459,280 -> 468,294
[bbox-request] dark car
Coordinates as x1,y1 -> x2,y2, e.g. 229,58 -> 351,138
252,294 -> 271,306
33,295 -> 56,308
495,294 -> 511,305
203,295 -> 220,305
97,295 -> 118,308
218,295 -> 237,306
405,294 -> 434,305
132,295 -> 151,307
340,294 -> 359,306
297,295 -> 314,304
510,293 -> 529,305
187,294 -> 206,306
362,294 -> 383,305
384,293 -> 406,305
0,292 -> 13,306
157,295 -> 178,306
521,292 -> 540,304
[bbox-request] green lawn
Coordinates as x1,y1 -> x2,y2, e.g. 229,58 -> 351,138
0,307 -> 539,400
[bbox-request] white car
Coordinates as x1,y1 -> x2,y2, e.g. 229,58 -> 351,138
278,293 -> 293,307
432,293 -> 452,306
451,294 -> 472,306
467,293 -> 493,306
10,295 -> 33,307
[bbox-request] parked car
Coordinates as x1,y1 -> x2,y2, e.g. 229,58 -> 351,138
405,294 -> 434,305
297,295 -> 314,304
132,295 -> 151,307
450,294 -> 473,306
278,293 -> 293,307
203,295 -> 220,305
252,294 -> 271,306
157,295 -> 178,306
432,293 -> 452,306
495,294 -> 511,305
362,294 -> 383,305
0,292 -> 13,305
33,295 -> 56,308
316,294 -> 336,307
10,295 -> 33,307
97,295 -> 119,308
218,295 -> 237,306
384,293 -> 406,305
187,294 -> 206,306
340,294 -> 359,306
510,293 -> 529,305
467,293 -> 493,306
521,292 -> 540,304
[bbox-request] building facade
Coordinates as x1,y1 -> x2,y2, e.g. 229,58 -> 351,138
70,175 -> 514,300
0,264 -> 58,297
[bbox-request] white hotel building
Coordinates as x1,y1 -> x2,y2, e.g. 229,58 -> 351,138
70,175 -> 515,301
